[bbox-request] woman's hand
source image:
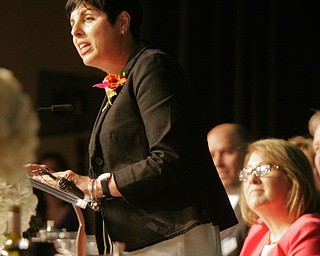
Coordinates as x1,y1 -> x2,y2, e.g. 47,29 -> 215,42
54,170 -> 91,196
24,163 -> 49,175
25,164 -> 122,199
25,164 -> 91,196
24,163 -> 58,186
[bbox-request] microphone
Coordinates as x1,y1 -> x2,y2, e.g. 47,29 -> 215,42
35,168 -> 85,199
37,104 -> 73,112
57,176 -> 85,199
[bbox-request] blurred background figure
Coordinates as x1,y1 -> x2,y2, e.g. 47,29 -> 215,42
308,111 -> 320,193
0,68 -> 39,247
288,135 -> 320,189
308,110 -> 320,137
207,123 -> 253,256
312,124 -> 320,188
239,138 -> 320,255
32,151 -> 79,232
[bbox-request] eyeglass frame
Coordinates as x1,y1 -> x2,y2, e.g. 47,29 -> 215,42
238,163 -> 280,182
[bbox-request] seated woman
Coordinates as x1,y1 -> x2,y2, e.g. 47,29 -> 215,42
239,138 -> 320,256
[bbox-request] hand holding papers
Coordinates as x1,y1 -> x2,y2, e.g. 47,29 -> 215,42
29,168 -> 89,209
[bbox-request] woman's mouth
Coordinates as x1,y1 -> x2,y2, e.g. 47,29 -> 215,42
78,43 -> 91,54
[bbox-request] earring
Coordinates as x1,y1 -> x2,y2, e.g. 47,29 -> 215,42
121,30 -> 125,35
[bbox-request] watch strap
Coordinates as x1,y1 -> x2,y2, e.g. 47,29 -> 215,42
98,173 -> 113,200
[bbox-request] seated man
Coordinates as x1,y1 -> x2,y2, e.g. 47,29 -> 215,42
208,123 -> 253,256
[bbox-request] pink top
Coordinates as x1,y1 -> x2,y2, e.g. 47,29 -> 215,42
240,213 -> 320,256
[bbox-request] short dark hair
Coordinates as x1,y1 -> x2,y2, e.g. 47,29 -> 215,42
65,0 -> 143,40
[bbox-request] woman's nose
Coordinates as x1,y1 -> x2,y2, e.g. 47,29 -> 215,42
71,22 -> 84,37
247,172 -> 261,184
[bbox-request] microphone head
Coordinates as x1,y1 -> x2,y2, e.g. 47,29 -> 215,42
51,104 -> 73,112
37,104 -> 73,112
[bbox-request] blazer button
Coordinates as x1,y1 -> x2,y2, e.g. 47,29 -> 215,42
95,157 -> 104,165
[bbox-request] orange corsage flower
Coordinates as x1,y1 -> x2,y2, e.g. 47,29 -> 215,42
93,71 -> 127,107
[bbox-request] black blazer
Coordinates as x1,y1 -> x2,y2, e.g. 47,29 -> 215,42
220,202 -> 250,256
88,43 -> 238,252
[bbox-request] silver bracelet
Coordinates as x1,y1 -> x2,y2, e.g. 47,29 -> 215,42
88,178 -> 99,211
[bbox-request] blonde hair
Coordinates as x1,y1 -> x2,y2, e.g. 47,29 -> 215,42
241,138 -> 320,225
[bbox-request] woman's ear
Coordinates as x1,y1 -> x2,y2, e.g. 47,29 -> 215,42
117,11 -> 131,35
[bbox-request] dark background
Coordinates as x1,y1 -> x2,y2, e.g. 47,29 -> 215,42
1,0 -> 320,169
140,0 -> 320,139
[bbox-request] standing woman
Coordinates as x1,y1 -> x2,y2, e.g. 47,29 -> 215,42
27,0 -> 237,255
239,138 -> 320,256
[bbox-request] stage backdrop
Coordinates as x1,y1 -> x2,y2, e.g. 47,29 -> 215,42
139,0 -> 320,139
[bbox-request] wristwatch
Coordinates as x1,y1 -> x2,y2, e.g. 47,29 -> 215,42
97,173 -> 113,199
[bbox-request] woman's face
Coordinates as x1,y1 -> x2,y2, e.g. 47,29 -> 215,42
243,152 -> 291,214
69,4 -> 121,71
313,125 -> 320,177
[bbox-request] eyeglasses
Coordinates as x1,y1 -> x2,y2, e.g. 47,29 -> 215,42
238,163 -> 280,182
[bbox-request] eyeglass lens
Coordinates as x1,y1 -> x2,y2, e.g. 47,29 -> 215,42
239,164 -> 272,181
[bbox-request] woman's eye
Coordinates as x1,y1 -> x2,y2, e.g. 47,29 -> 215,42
85,16 -> 94,22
